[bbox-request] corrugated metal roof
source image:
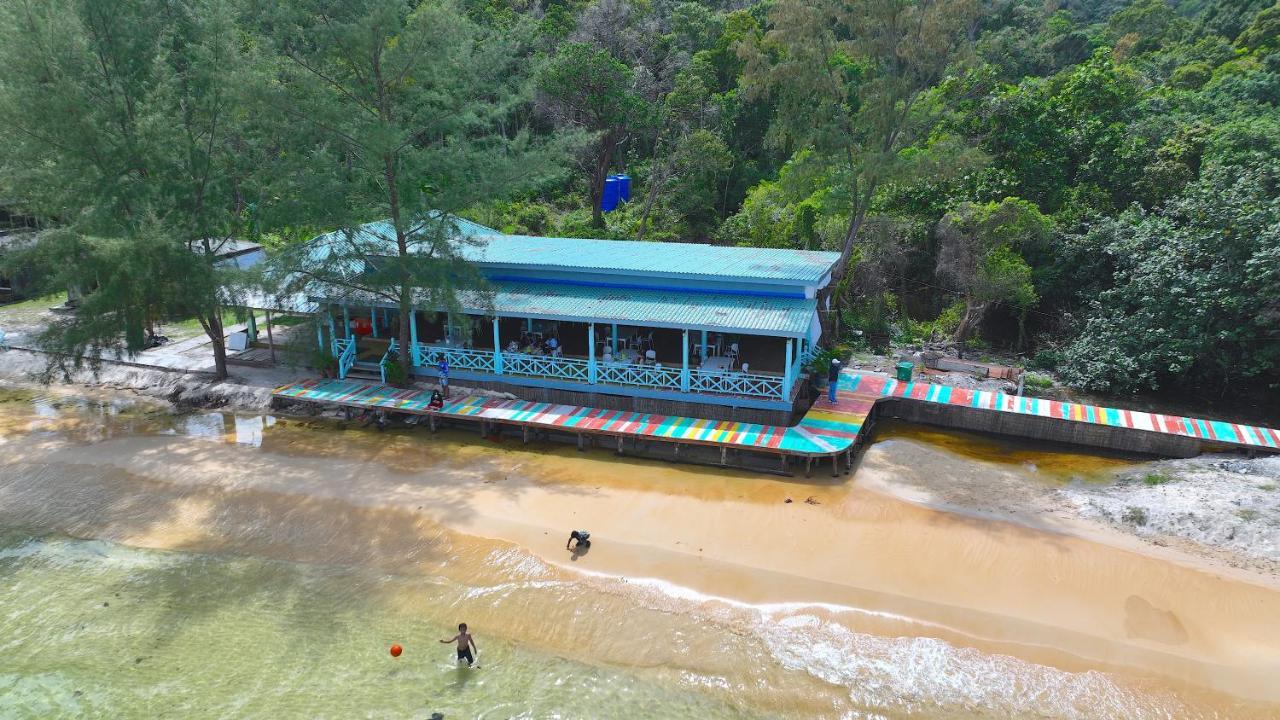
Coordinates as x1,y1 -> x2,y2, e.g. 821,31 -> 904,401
305,220 -> 841,286
470,235 -> 840,285
322,281 -> 816,337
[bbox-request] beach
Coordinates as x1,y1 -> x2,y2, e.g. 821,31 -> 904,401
2,386 -> 1279,717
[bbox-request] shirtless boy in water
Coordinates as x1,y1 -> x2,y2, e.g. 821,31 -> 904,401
440,623 -> 478,667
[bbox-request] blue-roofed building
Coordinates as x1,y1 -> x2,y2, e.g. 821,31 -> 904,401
302,219 -> 841,422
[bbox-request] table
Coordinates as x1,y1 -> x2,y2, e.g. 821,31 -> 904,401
700,356 -> 731,372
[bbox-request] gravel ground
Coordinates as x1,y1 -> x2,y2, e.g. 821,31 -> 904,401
1059,455 -> 1280,574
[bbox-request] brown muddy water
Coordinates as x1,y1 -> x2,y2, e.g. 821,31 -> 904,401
1,385 -> 1279,719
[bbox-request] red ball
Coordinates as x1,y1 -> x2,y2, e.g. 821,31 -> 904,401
390,643 -> 403,657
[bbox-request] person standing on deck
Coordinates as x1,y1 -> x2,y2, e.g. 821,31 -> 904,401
437,356 -> 450,399
828,358 -> 842,403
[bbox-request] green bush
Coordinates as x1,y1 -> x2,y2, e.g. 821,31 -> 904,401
382,354 -> 408,386
1142,472 -> 1173,486
1023,372 -> 1054,389
311,349 -> 338,374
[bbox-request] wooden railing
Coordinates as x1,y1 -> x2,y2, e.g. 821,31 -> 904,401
405,341 -> 786,400
332,337 -> 357,380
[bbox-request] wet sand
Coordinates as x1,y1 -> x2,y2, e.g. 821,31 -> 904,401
2,395 -> 1279,709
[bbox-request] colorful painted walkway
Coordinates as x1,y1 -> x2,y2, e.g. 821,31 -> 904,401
272,378 -> 869,457
273,369 -> 1279,462
827,372 -> 1280,453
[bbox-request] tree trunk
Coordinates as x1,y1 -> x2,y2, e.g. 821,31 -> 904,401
589,133 -> 617,229
205,311 -> 228,380
398,290 -> 414,387
953,299 -> 986,352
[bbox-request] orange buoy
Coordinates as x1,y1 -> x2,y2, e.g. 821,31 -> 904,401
390,643 -> 403,657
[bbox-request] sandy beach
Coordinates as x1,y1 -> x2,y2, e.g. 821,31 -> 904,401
3,389 -> 1279,716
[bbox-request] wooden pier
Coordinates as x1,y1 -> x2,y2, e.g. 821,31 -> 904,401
272,370 -> 1278,477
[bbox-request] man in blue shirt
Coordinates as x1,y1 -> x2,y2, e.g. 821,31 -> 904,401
438,357 -> 450,398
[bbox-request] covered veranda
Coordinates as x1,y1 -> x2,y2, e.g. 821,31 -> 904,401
317,282 -> 818,409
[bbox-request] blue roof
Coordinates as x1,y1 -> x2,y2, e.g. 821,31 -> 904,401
305,220 -> 840,286
324,281 -> 816,336
469,235 -> 840,285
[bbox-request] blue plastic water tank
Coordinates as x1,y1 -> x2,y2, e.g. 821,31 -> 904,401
601,176 -> 621,212
617,174 -> 631,202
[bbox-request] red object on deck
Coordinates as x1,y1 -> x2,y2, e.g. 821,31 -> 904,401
390,643 -> 402,657
352,318 -> 373,336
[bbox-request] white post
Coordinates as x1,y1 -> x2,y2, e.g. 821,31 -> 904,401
783,338 -> 794,400
681,329 -> 690,393
588,322 -> 597,384
493,316 -> 504,375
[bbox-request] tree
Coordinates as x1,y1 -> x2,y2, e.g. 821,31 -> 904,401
1060,160 -> 1280,394
0,0 -> 264,380
264,0 -> 559,384
935,197 -> 1049,348
537,41 -> 646,227
741,0 -> 980,338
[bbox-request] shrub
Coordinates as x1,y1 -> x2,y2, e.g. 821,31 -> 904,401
1122,506 -> 1148,525
382,354 -> 408,386
1024,372 -> 1054,390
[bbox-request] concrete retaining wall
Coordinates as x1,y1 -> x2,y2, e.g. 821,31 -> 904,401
877,397 -> 1204,458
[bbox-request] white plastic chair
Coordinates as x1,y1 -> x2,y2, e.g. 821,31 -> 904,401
740,362 -> 750,374
645,349 -> 656,364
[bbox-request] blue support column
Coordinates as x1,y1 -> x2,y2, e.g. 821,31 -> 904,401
316,320 -> 324,351
370,307 -> 378,338
493,317 -> 504,375
783,338 -> 794,400
611,323 -> 618,353
701,329 -> 707,359
327,313 -> 336,354
342,306 -> 350,338
526,317 -> 533,334
409,310 -> 419,365
681,329 -> 690,393
588,323 -> 597,384
246,311 -> 257,343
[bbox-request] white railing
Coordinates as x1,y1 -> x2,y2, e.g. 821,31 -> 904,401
690,368 -> 785,399
597,362 -> 682,391
333,337 -> 356,379
412,343 -> 497,374
504,352 -> 591,382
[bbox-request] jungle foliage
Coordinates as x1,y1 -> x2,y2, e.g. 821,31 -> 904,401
1,0 -> 1277,400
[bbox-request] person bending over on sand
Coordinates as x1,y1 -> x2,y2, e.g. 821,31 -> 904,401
440,623 -> 478,667
566,530 -> 590,550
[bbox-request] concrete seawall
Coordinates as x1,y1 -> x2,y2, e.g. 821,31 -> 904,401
876,397 -> 1205,458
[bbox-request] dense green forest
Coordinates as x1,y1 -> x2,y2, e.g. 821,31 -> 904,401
1,0 -> 1277,402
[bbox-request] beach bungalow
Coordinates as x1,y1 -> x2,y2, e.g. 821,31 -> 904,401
301,219 -> 841,423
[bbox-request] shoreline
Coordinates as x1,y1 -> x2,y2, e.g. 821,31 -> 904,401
3,391 -> 1280,707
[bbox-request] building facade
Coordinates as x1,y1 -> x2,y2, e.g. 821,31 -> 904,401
304,219 -> 841,421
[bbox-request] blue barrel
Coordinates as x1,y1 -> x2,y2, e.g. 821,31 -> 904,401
616,174 -> 631,202
601,176 -> 620,212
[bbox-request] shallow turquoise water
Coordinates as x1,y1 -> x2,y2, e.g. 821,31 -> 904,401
0,529 -> 760,719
